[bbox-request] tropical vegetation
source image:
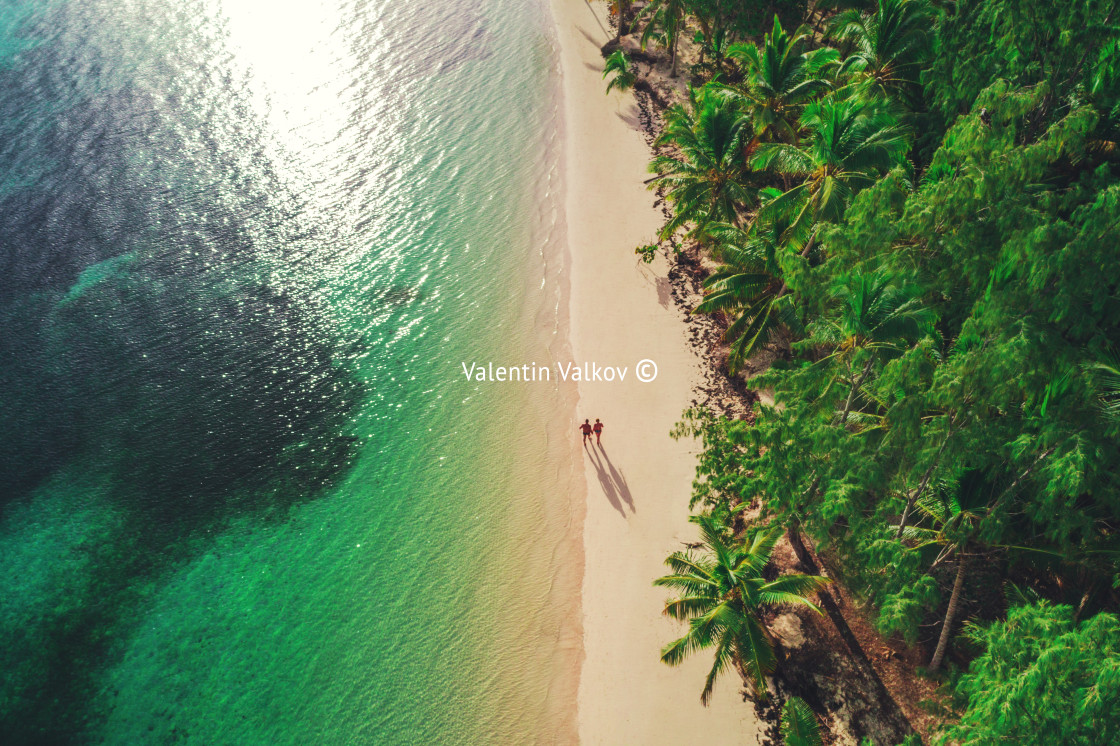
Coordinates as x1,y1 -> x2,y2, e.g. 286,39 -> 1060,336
780,696 -> 823,746
612,0 -> 1120,741
603,50 -> 636,94
654,515 -> 829,702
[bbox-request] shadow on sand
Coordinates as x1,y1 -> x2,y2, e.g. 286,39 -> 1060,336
586,442 -> 635,516
577,13 -> 610,47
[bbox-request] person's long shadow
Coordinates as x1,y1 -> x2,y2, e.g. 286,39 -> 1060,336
586,442 -> 635,516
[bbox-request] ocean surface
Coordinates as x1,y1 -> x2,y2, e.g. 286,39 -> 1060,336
0,0 -> 578,743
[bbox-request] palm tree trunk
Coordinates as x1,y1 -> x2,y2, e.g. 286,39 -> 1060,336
670,24 -> 680,77
929,549 -> 967,672
798,232 -> 815,259
810,3 -> 825,37
786,516 -> 809,568
1073,587 -> 1092,624
696,16 -> 710,67
839,357 -> 874,426
743,133 -> 761,166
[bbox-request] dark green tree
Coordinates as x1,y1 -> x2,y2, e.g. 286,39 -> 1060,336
941,602 -> 1120,745
811,267 -> 934,426
926,0 -> 1120,137
693,220 -> 802,372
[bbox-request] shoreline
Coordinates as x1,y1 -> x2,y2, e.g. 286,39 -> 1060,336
548,1 -> 763,742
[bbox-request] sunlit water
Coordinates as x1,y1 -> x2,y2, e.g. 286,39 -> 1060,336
0,0 -> 578,742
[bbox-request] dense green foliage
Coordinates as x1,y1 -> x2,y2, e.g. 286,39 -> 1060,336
630,0 -> 1120,740
942,601 -> 1120,745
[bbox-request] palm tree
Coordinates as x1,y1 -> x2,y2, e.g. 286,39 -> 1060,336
649,86 -> 755,242
654,515 -> 831,703
603,50 -> 636,94
752,94 -> 909,252
693,221 -> 802,373
637,0 -> 689,77
694,101 -> 908,372
689,0 -> 737,71
828,0 -> 933,105
813,268 -> 935,425
728,17 -> 838,145
902,476 -> 985,672
606,0 -> 632,41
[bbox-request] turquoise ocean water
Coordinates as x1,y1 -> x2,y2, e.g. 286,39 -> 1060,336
0,0 -> 579,742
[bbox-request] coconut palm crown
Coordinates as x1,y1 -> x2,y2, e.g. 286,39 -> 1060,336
649,87 -> 755,241
828,0 -> 933,104
728,17 -> 839,145
654,515 -> 831,703
752,95 -> 909,248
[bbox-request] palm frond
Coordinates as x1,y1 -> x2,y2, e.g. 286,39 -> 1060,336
654,573 -> 718,594
700,636 -> 736,706
781,696 -> 824,746
733,614 -> 777,695
758,591 -> 824,613
660,630 -> 705,667
664,595 -> 719,621
759,573 -> 832,599
752,143 -> 813,174
742,526 -> 783,570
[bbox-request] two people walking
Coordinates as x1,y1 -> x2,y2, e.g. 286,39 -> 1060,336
579,418 -> 605,446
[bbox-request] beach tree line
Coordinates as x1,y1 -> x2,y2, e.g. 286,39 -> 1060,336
608,0 -> 1120,742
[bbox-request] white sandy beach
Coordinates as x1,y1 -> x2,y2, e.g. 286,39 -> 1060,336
549,1 -> 764,743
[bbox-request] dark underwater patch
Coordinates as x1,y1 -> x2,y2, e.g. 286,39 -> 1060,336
0,3 -> 366,739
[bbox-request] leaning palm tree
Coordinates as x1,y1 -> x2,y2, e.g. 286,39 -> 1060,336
649,86 -> 755,242
603,50 -> 636,94
655,515 -> 831,703
904,466 -> 1069,670
752,94 -> 909,252
896,490 -> 976,672
828,0 -> 933,105
902,476 -> 985,672
605,0 -> 632,41
637,0 -> 689,77
693,220 -> 803,373
727,16 -> 838,145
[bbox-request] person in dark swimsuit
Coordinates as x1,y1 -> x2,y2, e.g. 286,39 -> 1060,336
593,418 -> 604,446
579,419 -> 593,444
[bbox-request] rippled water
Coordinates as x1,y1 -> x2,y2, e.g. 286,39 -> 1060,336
0,0 -> 576,742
